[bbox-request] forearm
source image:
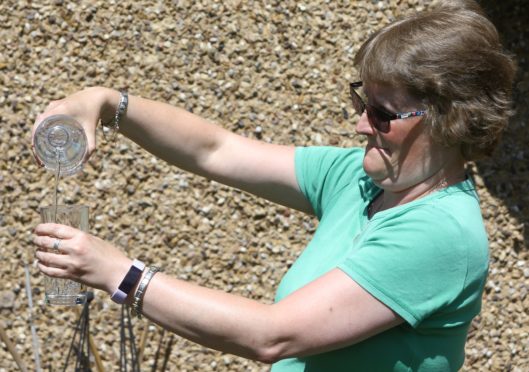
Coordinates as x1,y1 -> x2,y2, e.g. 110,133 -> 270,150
101,88 -> 229,177
34,222 -> 402,364
129,272 -> 278,363
122,268 -> 402,364
99,87 -> 311,212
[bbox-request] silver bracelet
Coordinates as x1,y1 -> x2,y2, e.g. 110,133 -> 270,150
102,90 -> 128,140
131,265 -> 160,319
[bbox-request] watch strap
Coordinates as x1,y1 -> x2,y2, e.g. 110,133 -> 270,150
111,259 -> 145,304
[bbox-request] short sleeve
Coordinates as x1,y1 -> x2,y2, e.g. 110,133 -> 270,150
338,205 -> 473,328
295,146 -> 365,219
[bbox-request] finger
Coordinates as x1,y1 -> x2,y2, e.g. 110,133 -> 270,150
34,236 -> 69,253
34,223 -> 78,239
45,99 -> 64,111
32,108 -> 64,166
85,134 -> 96,160
36,261 -> 71,279
32,113 -> 47,167
30,142 -> 44,167
33,99 -> 68,132
32,113 -> 43,139
35,251 -> 69,271
33,103 -> 63,132
33,235 -> 51,250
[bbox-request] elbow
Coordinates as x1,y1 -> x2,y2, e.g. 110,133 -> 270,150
254,346 -> 283,365
252,335 -> 292,364
247,305 -> 296,364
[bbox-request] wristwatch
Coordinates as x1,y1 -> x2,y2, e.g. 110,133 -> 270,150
110,259 -> 145,304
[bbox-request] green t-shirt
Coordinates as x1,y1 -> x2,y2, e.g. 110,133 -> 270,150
272,146 -> 489,372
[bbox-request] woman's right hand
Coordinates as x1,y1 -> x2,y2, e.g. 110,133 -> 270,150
32,87 -> 118,164
34,222 -> 133,294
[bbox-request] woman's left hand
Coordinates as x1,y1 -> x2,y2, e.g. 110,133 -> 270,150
33,223 -> 132,294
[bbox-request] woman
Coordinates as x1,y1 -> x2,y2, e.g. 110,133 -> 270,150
33,1 -> 515,370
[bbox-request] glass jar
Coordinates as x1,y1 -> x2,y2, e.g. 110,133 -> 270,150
33,115 -> 88,177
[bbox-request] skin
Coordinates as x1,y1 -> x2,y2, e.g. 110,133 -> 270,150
33,84 -> 463,363
357,82 -> 466,212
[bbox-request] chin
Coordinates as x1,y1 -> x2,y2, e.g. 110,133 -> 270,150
363,155 -> 386,180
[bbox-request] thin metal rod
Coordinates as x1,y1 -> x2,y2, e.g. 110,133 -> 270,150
24,264 -> 41,372
137,322 -> 149,366
74,295 -> 104,372
161,334 -> 175,371
151,329 -> 165,372
0,321 -> 28,372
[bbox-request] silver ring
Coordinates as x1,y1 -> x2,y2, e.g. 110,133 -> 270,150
52,239 -> 62,251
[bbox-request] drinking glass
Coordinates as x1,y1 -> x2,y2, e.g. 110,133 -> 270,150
40,205 -> 89,306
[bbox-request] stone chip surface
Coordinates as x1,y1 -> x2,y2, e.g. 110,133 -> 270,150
1,0 -> 528,371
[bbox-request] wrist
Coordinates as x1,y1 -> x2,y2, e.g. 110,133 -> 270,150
97,87 -> 121,125
129,266 -> 160,318
110,258 -> 146,304
124,269 -> 147,305
106,257 -> 133,294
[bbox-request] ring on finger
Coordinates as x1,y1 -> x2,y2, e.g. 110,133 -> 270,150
53,239 -> 62,251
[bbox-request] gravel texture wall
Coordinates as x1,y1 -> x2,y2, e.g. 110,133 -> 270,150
0,0 -> 527,371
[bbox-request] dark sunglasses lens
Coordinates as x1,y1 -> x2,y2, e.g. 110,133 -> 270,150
350,89 -> 365,116
366,106 -> 391,133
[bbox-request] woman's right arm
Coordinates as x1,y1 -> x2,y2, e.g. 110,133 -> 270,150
34,87 -> 313,214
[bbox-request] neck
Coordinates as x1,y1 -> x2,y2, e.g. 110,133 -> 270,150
375,161 -> 466,214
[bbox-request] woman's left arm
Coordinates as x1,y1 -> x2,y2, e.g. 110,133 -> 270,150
140,267 -> 403,363
34,224 -> 403,364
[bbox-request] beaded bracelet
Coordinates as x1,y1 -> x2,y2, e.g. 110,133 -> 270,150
131,266 -> 160,319
102,90 -> 128,140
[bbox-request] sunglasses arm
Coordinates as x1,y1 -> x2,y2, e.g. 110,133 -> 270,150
395,110 -> 427,119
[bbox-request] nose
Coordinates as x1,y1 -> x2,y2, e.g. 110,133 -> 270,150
355,111 -> 375,136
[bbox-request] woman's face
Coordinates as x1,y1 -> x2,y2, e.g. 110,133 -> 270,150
355,82 -> 460,193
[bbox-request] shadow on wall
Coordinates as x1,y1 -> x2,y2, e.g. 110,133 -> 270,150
474,0 -> 529,250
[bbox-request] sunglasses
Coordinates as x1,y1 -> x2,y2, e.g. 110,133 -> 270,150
349,81 -> 427,133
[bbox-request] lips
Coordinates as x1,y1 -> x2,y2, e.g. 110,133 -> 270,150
366,143 -> 391,156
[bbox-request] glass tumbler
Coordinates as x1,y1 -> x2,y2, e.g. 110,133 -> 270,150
40,205 -> 89,306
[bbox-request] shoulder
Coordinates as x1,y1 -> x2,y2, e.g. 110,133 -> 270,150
341,201 -> 488,325
295,146 -> 366,191
295,146 -> 364,176
374,195 -> 487,256
367,197 -> 489,299
295,147 -> 367,217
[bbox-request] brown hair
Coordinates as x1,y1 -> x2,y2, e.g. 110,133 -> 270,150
354,0 -> 517,160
